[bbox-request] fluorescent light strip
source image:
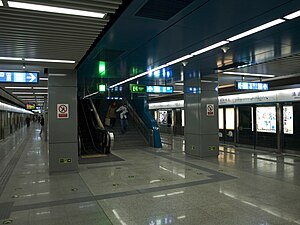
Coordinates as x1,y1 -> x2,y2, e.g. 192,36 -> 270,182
227,19 -> 285,42
284,9 -> 300,20
48,74 -> 67,77
166,55 -> 193,66
0,57 -> 22,61
17,96 -> 36,98
191,41 -> 229,56
7,1 -> 106,18
109,72 -> 148,88
35,93 -> 48,95
33,87 -> 48,90
25,58 -> 75,64
39,78 -> 48,81
12,92 -> 33,95
5,86 -> 32,89
222,71 -> 275,78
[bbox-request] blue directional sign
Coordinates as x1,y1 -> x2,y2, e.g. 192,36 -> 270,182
0,71 -> 39,83
236,81 -> 268,91
146,85 -> 173,94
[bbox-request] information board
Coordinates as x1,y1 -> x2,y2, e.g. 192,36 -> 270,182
256,106 -> 276,133
0,71 -> 38,83
146,85 -> 173,94
283,106 -> 293,134
236,81 -> 268,91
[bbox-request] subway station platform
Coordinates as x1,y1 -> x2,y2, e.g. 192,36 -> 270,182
0,126 -> 299,225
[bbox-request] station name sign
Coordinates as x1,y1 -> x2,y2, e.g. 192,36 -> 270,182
0,71 -> 39,83
236,81 -> 268,91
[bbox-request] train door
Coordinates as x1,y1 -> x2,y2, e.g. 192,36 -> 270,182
224,107 -> 235,143
237,105 -> 255,146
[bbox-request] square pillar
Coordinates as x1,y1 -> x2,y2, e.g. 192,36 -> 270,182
48,70 -> 78,173
184,72 -> 219,158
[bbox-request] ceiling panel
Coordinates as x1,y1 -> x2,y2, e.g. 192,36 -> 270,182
0,0 -> 126,106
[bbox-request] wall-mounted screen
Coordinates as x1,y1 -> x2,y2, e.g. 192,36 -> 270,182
256,106 -> 276,133
219,108 -> 224,129
283,106 -> 293,134
225,108 -> 235,130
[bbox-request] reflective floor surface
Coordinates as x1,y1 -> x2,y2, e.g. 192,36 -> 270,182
0,125 -> 299,225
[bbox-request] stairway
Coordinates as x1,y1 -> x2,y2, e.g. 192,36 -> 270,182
107,117 -> 149,150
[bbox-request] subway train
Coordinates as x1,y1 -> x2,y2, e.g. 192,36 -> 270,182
0,101 -> 33,141
149,87 -> 300,155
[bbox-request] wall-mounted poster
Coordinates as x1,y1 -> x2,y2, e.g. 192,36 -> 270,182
256,106 -> 276,133
159,111 -> 168,125
226,108 -> 235,130
283,106 -> 293,134
219,108 -> 224,129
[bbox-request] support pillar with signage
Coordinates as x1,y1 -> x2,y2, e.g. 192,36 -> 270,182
48,70 -> 78,173
184,69 -> 219,158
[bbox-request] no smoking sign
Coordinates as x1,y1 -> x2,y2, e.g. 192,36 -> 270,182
57,104 -> 69,119
206,104 -> 214,116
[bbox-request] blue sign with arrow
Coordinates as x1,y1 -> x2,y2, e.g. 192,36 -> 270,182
0,71 -> 39,83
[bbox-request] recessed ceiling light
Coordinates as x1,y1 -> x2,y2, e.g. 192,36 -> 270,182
222,71 -> 276,78
25,58 -> 75,64
0,1 -> 3,7
284,9 -> 300,20
7,1 -> 106,18
0,57 -> 23,61
227,19 -> 285,42
5,86 -> 32,89
39,78 -> 48,81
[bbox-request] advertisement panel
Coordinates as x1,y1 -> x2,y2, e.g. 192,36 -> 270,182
283,106 -> 293,134
225,108 -> 235,130
256,106 -> 276,133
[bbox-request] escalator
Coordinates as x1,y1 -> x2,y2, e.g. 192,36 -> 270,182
78,98 -> 111,156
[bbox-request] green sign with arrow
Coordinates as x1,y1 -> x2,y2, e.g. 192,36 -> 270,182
130,84 -> 146,93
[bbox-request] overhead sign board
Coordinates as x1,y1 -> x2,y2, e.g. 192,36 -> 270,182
0,71 -> 39,83
146,85 -> 173,94
236,81 -> 268,91
130,84 -> 146,93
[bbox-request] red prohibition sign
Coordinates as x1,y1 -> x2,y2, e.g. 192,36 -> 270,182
59,105 -> 68,113
207,105 -> 213,112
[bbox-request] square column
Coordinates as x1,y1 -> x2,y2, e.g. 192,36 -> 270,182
184,72 -> 219,158
48,70 -> 78,173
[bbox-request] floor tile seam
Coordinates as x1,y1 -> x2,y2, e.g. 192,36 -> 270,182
142,149 -> 235,178
9,174 -> 236,213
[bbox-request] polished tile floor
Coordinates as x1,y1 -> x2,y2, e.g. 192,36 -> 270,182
0,125 -> 299,225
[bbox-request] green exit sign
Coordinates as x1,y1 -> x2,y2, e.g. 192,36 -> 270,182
130,84 -> 146,93
97,83 -> 106,92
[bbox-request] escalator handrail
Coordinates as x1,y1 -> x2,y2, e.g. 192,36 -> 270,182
79,99 -> 109,153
